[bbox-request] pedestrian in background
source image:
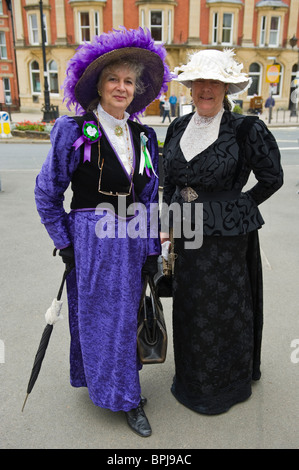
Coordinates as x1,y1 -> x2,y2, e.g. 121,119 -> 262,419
169,93 -> 177,117
162,98 -> 171,123
265,94 -> 275,109
159,93 -> 166,116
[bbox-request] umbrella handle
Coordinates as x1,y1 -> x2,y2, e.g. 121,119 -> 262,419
57,266 -> 72,301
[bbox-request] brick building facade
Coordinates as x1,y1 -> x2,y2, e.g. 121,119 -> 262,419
0,0 -> 20,111
1,0 -> 299,115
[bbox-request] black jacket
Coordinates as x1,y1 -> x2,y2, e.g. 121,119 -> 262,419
162,111 -> 283,236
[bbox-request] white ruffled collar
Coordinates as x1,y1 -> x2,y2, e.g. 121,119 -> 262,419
193,109 -> 224,128
180,108 -> 224,161
96,103 -> 129,130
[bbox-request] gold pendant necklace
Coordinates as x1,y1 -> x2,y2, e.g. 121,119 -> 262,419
115,125 -> 123,137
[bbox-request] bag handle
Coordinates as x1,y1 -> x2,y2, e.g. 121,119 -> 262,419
138,275 -> 159,321
138,276 -> 149,320
148,276 -> 161,313
138,275 -> 159,343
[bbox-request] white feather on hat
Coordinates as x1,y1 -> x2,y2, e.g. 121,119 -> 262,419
174,49 -> 251,95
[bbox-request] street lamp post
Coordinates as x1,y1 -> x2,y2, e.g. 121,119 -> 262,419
289,35 -> 299,117
39,0 -> 51,122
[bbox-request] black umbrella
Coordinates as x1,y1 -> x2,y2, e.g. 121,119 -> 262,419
21,266 -> 71,412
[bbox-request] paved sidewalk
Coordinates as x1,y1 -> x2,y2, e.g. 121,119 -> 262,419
1,106 -> 299,449
0,163 -> 298,449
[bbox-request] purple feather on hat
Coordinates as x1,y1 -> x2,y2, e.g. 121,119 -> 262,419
62,27 -> 173,118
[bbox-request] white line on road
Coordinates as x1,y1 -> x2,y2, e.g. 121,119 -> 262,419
279,147 -> 299,150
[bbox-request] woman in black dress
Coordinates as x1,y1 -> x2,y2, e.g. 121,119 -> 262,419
161,49 -> 283,414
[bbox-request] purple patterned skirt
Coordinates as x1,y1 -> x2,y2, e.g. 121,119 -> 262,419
65,210 -> 147,412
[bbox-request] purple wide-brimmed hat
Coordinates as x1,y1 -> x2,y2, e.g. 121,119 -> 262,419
63,27 -> 173,117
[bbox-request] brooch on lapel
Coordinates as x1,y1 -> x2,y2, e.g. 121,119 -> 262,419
139,132 -> 157,178
73,121 -> 101,163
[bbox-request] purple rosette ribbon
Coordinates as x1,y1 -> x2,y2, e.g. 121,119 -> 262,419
72,121 -> 101,162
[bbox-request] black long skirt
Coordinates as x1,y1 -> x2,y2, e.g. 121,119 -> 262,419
171,231 -> 263,415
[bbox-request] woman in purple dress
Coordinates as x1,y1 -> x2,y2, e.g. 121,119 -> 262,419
34,27 -> 172,438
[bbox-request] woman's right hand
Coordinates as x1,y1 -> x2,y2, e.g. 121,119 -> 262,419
59,245 -> 75,270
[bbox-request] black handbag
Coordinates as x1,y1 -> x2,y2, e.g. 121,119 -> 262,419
137,275 -> 167,364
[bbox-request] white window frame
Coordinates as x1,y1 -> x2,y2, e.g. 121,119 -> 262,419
30,60 -> 41,95
212,12 -> 218,45
167,10 -> 172,44
94,11 -> 100,36
247,63 -> 262,97
222,12 -> 233,46
78,11 -> 90,43
269,16 -> 280,47
42,13 -> 48,45
271,62 -> 283,97
3,77 -> 11,104
141,9 -> 145,28
29,13 -> 39,45
47,60 -> 59,95
0,31 -> 7,59
149,10 -> 163,43
260,16 -> 266,46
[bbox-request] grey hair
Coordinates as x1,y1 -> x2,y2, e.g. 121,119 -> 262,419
223,95 -> 232,111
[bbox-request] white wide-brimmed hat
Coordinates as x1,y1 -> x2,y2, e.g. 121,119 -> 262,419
175,49 -> 250,95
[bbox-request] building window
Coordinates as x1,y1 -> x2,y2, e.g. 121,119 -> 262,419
79,12 -> 90,42
42,13 -> 48,45
48,60 -> 59,94
212,12 -> 218,44
141,9 -> 145,28
0,31 -> 7,59
30,60 -> 41,94
150,10 -> 163,42
247,63 -> 262,96
29,14 -> 39,45
269,16 -> 280,47
271,62 -> 282,97
95,11 -> 100,36
222,13 -> 233,45
0,0 -> 3,16
3,78 -> 11,104
290,64 -> 298,108
167,10 -> 172,44
260,16 -> 266,46
210,11 -> 234,45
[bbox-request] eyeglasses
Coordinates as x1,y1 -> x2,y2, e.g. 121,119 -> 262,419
98,158 -> 134,197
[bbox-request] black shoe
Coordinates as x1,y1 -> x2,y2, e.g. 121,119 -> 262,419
140,394 -> 147,407
125,404 -> 152,437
